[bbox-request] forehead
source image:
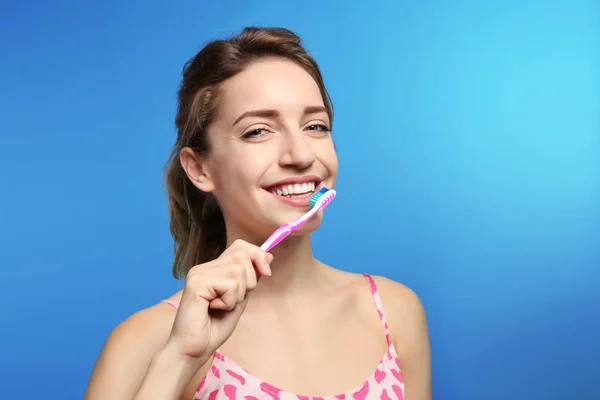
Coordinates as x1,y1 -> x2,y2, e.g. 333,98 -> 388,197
216,57 -> 325,120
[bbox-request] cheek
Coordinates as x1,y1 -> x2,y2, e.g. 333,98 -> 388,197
213,148 -> 270,190
319,141 -> 339,176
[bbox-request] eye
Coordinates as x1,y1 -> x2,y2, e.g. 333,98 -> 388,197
305,124 -> 331,134
242,127 -> 269,139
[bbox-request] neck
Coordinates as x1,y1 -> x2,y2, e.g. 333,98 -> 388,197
225,226 -> 322,296
262,234 -> 320,291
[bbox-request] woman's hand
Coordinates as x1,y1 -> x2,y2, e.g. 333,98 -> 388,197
164,239 -> 272,367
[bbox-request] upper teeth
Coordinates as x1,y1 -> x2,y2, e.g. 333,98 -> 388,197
270,182 -> 316,196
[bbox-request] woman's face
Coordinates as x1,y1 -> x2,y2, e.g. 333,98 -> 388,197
184,57 -> 338,242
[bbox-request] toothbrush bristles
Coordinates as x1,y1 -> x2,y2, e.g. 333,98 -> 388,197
307,187 -> 331,207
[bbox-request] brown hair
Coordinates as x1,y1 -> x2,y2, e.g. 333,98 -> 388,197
164,27 -> 334,279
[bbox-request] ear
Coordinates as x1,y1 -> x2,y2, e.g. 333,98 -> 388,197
180,147 -> 215,193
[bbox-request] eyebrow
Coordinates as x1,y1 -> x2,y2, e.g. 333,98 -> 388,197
232,105 -> 328,126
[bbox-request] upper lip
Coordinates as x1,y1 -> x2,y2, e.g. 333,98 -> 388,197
263,175 -> 323,189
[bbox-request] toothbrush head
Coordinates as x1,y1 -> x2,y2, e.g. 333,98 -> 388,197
307,186 -> 336,207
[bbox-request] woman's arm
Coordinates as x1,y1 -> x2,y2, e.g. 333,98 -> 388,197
84,305 -> 206,400
375,277 -> 432,400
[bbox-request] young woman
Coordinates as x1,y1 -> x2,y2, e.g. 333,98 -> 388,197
85,27 -> 431,400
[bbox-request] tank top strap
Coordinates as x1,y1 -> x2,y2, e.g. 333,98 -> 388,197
160,299 -> 179,309
363,274 -> 392,347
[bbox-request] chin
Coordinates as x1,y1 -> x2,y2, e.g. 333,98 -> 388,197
290,223 -> 321,236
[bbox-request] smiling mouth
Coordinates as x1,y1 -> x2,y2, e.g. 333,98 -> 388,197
265,181 -> 322,199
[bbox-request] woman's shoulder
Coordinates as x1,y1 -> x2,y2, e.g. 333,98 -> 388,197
324,266 -> 423,307
370,275 -> 425,313
108,299 -> 179,347
326,268 -> 427,343
368,274 -> 430,383
106,288 -> 186,357
86,296 -> 181,396
367,275 -> 427,336
323,268 -> 425,317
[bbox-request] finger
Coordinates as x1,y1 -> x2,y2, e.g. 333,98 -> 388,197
240,257 -> 258,291
211,277 -> 240,311
208,297 -> 229,310
199,258 -> 256,295
230,263 -> 247,301
186,274 -> 241,310
229,240 -> 272,277
261,251 -> 272,277
224,256 -> 261,293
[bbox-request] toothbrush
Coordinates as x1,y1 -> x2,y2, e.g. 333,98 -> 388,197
260,187 -> 337,251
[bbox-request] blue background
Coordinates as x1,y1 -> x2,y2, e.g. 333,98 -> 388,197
1,0 -> 599,398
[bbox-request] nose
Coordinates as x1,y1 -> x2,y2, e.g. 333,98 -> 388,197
278,131 -> 316,169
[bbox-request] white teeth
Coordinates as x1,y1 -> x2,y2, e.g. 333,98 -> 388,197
270,181 -> 317,197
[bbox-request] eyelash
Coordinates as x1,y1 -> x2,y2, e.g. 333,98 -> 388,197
306,124 -> 331,133
242,124 -> 331,139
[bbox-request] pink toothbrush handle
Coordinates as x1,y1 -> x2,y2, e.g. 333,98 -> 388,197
260,224 -> 294,252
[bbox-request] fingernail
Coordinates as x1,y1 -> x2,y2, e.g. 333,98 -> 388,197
265,264 -> 272,276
